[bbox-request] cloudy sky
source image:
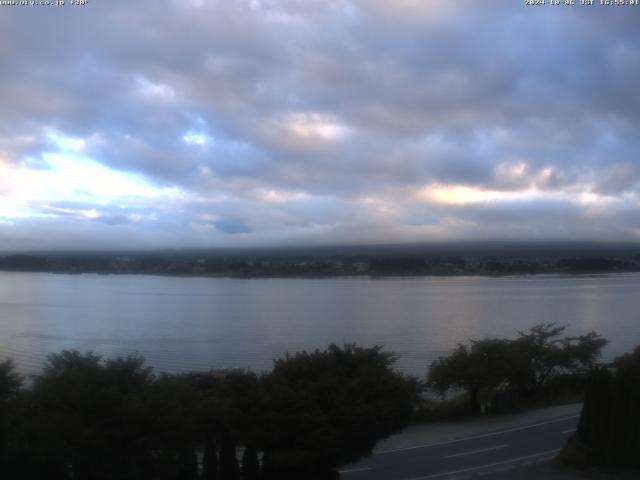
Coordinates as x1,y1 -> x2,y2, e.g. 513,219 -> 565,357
1,0 -> 639,250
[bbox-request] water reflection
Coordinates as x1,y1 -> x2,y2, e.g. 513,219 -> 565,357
1,272 -> 638,376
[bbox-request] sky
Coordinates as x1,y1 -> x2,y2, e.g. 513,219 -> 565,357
1,0 -> 639,251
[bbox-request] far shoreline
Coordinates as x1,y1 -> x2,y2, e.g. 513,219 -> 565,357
3,244 -> 640,279
2,268 -> 640,281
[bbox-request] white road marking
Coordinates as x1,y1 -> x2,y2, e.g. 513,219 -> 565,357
562,428 -> 576,434
534,455 -> 556,463
404,448 -> 562,480
376,414 -> 579,455
443,444 -> 508,459
338,467 -> 373,474
477,465 -> 514,476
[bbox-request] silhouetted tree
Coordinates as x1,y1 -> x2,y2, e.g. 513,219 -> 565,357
428,339 -> 512,414
30,350 -> 155,480
609,346 -> 640,466
219,431 -> 241,480
202,433 -> 219,480
1,344 -> 420,480
258,344 -> 420,478
0,360 -> 26,477
576,345 -> 640,467
428,324 -> 608,413
157,449 -> 179,480
178,446 -> 199,480
578,367 -> 613,464
0,360 -> 22,401
260,450 -> 279,480
241,445 -> 260,480
511,324 -> 607,398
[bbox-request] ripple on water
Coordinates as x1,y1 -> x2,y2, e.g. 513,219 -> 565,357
1,272 -> 638,377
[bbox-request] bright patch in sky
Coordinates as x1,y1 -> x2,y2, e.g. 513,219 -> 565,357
183,131 -> 211,147
48,132 -> 86,152
262,112 -> 350,152
286,113 -> 347,141
135,77 -> 177,102
418,184 -> 545,205
0,153 -> 177,220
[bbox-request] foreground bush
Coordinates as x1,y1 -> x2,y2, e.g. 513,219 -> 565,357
0,344 -> 421,480
258,344 -> 421,479
575,345 -> 640,468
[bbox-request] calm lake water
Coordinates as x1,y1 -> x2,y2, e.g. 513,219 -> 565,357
1,272 -> 639,377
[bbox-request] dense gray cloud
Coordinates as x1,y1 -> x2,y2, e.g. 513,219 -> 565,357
1,0 -> 640,250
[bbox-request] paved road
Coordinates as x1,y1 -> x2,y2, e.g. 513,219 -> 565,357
339,413 -> 580,480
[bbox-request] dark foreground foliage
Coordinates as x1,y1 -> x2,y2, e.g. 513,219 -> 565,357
0,344 -> 420,480
427,323 -> 608,414
576,346 -> 640,468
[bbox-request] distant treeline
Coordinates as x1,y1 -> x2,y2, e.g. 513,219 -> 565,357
2,252 -> 640,277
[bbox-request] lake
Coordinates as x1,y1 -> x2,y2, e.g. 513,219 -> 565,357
1,272 -> 639,377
